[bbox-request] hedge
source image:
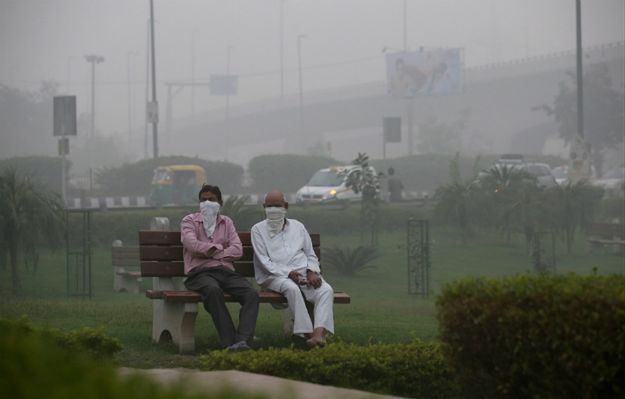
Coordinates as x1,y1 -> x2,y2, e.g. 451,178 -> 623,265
95,156 -> 244,197
436,274 -> 625,398
247,154 -> 339,193
0,317 -> 265,399
68,204 -> 432,246
201,340 -> 460,398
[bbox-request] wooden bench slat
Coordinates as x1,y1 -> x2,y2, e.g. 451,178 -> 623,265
139,230 -> 320,246
139,245 -> 320,262
145,289 -> 351,304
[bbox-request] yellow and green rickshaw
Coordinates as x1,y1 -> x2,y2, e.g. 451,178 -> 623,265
149,164 -> 206,206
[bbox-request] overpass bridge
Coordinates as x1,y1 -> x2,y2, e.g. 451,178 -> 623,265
158,42 -> 624,166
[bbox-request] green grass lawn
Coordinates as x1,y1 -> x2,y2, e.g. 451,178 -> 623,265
1,225 -> 622,368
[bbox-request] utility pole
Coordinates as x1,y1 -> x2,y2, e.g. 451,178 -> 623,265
84,54 -> 104,138
127,51 -> 136,135
280,0 -> 285,100
575,0 -> 584,139
297,34 -> 306,129
191,28 -> 198,118
144,19 -> 150,159
403,0 -> 415,156
149,0 -> 159,158
226,45 -> 233,120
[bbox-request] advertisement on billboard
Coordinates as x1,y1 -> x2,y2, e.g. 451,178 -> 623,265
210,74 -> 238,96
386,48 -> 463,98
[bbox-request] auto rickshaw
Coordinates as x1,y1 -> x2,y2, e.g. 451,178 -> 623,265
149,164 -> 207,206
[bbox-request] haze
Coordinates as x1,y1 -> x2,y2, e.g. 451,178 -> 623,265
0,0 -> 623,167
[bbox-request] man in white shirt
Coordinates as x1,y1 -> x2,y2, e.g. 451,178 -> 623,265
251,190 -> 334,347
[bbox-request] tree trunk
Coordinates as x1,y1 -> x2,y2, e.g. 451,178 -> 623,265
9,242 -> 20,293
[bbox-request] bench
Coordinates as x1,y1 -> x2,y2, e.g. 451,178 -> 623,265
139,230 -> 350,353
587,222 -> 625,255
111,241 -> 143,293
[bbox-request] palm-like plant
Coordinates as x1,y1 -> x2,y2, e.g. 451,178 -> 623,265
322,245 -> 379,276
0,169 -> 65,292
219,195 -> 261,229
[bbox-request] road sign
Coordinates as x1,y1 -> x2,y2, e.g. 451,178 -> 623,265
146,101 -> 159,123
383,117 -> 402,143
53,96 -> 77,136
58,137 -> 69,156
210,74 -> 238,95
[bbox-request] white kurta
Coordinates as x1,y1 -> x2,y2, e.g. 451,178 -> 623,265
251,218 -> 334,335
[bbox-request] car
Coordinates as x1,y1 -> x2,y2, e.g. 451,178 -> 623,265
593,166 -> 625,198
524,162 -> 558,188
295,165 -> 378,204
551,165 -> 569,185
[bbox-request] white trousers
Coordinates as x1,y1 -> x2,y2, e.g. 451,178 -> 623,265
263,276 -> 335,335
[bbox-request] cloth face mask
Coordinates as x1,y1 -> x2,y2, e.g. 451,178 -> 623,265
265,206 -> 287,237
200,200 -> 220,238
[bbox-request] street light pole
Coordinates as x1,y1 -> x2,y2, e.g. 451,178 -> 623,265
191,27 -> 198,118
297,34 -> 306,129
127,51 -> 136,135
149,0 -> 159,158
84,54 -> 104,138
575,0 -> 584,139
280,0 -> 285,100
226,45 -> 233,120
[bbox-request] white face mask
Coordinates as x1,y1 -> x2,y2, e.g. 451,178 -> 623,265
265,206 -> 287,237
200,200 -> 220,238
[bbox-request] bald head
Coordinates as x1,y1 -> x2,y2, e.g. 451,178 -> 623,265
264,190 -> 288,209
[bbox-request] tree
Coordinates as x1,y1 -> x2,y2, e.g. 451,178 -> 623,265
341,153 -> 382,247
0,82 -> 59,159
417,111 -> 468,154
0,169 -> 65,292
538,64 -> 625,176
434,153 -> 482,243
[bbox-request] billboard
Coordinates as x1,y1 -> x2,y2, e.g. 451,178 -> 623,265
210,74 -> 238,96
386,48 -> 463,98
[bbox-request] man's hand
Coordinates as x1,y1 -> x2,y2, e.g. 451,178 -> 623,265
288,271 -> 302,284
307,270 -> 322,289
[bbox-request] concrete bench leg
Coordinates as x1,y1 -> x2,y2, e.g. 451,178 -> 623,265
114,269 -> 142,294
152,299 -> 198,354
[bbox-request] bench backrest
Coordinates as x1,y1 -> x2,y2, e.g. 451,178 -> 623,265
139,230 -> 320,278
588,223 -> 625,239
112,246 -> 139,268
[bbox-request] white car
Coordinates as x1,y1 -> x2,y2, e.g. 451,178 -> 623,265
594,167 -> 625,197
295,165 -> 377,204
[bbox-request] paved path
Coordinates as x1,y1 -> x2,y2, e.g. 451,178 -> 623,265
119,368 -> 406,399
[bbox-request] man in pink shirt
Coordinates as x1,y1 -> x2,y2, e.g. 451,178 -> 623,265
181,184 -> 259,351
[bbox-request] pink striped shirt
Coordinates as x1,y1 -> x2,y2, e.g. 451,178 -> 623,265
180,212 -> 243,275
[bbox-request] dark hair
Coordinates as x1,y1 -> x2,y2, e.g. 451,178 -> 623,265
198,184 -> 223,203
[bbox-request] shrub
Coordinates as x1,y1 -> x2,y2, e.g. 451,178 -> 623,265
0,317 -> 264,399
322,246 -> 379,275
201,340 -> 460,398
436,274 -> 625,398
0,156 -> 66,194
247,154 -> 339,193
95,156 -> 244,196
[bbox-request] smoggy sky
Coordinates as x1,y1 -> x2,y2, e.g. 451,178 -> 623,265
1,0 -> 623,138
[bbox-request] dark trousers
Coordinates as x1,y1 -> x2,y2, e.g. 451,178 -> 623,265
184,266 -> 259,348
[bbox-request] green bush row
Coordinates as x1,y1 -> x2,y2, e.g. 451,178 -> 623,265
200,340 -> 460,399
436,274 -> 625,398
69,204 -> 432,246
247,154 -> 339,193
0,317 -> 264,399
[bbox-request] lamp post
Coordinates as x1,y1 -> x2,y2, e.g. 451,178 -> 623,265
191,27 -> 198,118
127,51 -> 137,135
279,0 -> 285,100
226,45 -> 233,120
84,54 -> 104,138
149,0 -> 159,158
297,34 -> 307,129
